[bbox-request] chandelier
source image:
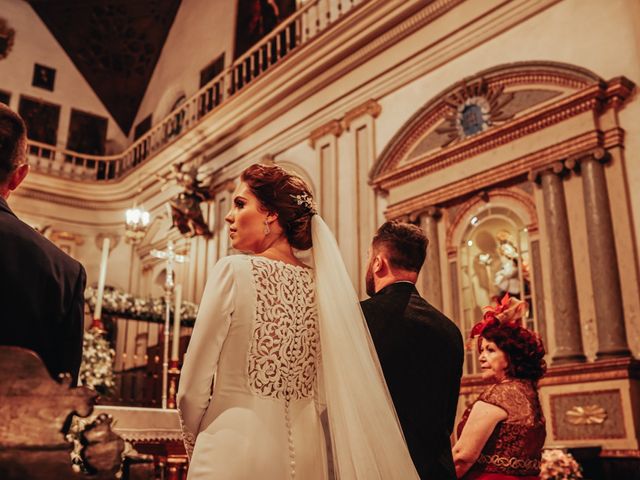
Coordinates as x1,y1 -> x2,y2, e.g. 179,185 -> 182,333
125,206 -> 151,244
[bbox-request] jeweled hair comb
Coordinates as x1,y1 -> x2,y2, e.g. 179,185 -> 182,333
291,193 -> 317,215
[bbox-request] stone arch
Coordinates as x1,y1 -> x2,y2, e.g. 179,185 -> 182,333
446,187 -> 538,253
371,61 -> 606,186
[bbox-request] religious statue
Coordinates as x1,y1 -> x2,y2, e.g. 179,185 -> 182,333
168,162 -> 213,238
493,231 -> 522,298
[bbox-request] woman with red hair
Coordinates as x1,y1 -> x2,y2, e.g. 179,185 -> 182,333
452,295 -> 547,479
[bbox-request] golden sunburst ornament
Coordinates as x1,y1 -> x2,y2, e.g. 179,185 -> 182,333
565,405 -> 608,425
0,18 -> 15,61
436,78 -> 515,146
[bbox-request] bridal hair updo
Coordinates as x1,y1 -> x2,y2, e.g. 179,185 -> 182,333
240,163 -> 316,250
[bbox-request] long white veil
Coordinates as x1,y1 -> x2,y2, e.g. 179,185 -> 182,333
311,215 -> 419,479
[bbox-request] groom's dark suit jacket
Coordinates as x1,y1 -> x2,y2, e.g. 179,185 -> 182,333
0,196 -> 86,384
361,282 -> 463,480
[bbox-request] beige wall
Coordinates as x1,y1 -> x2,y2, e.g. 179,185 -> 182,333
130,0 -> 238,139
0,0 -> 127,148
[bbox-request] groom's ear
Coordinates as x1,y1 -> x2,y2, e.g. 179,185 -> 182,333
374,252 -> 390,275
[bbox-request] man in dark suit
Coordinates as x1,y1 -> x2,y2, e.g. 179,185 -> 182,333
0,103 -> 86,384
361,221 -> 464,480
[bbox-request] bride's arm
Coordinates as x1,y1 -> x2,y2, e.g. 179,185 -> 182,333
177,257 -> 236,459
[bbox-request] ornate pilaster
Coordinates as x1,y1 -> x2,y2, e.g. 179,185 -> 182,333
566,150 -> 630,359
309,120 -> 343,234
418,207 -> 443,310
532,163 -> 586,364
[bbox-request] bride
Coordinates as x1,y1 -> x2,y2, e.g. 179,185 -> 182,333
177,163 -> 418,479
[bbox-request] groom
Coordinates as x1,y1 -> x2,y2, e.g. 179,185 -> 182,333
0,104 -> 86,384
361,221 -> 463,480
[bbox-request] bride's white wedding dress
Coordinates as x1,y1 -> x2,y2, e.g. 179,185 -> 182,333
177,255 -> 328,480
179,215 -> 420,480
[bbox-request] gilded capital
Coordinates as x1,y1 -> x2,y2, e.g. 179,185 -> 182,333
342,99 -> 382,131
309,120 -> 343,148
529,161 -> 566,185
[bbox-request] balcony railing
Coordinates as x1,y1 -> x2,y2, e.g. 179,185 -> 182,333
26,0 -> 366,182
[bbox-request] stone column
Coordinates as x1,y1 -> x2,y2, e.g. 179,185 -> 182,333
419,207 -> 443,310
535,163 -> 586,364
568,150 -> 630,359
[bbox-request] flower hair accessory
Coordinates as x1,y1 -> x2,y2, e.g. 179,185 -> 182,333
291,193 -> 317,215
470,293 -> 528,338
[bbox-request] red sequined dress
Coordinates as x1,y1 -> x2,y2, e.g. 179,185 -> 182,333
457,379 -> 546,480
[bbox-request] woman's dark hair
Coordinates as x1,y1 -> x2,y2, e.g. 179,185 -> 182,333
241,163 -> 315,250
481,322 -> 547,382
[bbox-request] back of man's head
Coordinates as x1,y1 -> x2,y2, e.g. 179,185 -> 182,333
372,220 -> 428,273
0,104 -> 27,185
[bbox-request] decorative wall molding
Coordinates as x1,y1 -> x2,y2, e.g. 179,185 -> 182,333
371,61 -> 605,182
371,62 -> 634,193
50,230 -> 85,246
461,358 -> 640,388
342,99 -> 382,130
384,129 -> 606,219
309,119 -> 344,147
210,179 -> 236,196
95,233 -> 120,252
601,449 -> 640,458
550,389 -> 626,440
375,84 -> 607,190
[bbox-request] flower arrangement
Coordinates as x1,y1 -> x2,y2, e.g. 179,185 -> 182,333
79,327 -> 115,393
84,286 -> 198,324
540,449 -> 583,480
66,412 -> 135,478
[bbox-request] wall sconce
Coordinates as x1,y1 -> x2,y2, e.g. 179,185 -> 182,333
125,206 -> 151,244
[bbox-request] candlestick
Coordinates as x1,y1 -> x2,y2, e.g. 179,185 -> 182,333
172,284 -> 182,361
93,237 -> 111,327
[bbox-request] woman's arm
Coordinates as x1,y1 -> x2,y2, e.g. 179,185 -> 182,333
177,257 -> 236,459
452,401 -> 507,478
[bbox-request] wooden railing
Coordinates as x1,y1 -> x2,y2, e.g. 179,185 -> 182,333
26,0 -> 366,182
97,314 -> 194,409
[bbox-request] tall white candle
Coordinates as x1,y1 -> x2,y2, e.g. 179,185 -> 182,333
93,237 -> 111,321
171,284 -> 183,361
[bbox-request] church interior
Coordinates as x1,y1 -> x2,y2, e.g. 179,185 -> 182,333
1,0 -> 639,478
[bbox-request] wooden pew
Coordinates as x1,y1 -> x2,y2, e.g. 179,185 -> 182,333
0,346 -> 127,479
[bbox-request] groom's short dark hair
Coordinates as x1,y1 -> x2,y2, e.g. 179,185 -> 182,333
0,104 -> 27,184
372,221 -> 428,273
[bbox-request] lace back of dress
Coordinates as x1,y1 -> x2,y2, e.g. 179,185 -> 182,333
247,258 -> 319,402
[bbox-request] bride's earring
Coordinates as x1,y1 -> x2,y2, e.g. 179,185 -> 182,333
263,220 -> 270,235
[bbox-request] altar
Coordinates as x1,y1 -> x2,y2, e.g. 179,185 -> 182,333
94,406 -> 187,479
